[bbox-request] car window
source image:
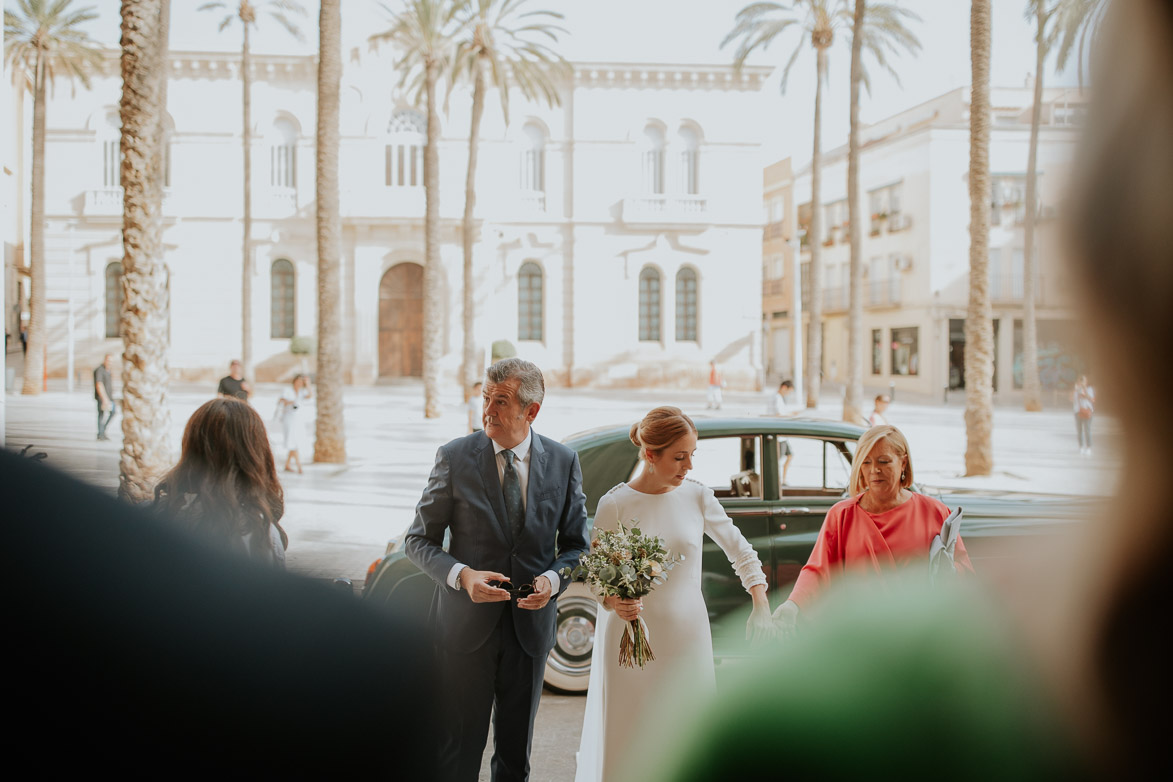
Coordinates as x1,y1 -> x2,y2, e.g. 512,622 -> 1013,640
693,436 -> 762,499
778,436 -> 853,497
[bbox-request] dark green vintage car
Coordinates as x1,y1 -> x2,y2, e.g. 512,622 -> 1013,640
363,418 -> 1088,693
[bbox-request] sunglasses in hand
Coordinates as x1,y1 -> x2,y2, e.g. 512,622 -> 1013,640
488,580 -> 536,599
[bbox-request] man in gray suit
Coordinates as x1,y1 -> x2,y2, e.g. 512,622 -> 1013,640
405,358 -> 589,782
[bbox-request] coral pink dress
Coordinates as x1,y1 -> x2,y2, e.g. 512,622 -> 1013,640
788,491 -> 974,610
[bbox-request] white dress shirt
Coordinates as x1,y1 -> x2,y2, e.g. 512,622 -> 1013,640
446,429 -> 560,594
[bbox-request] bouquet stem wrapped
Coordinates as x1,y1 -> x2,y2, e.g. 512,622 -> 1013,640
619,616 -> 654,668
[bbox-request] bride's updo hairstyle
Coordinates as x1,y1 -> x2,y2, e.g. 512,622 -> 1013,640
629,406 -> 697,459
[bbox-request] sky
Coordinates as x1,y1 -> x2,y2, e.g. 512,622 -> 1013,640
14,0 -> 1082,166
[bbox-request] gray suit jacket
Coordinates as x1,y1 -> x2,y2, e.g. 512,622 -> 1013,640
404,429 -> 589,657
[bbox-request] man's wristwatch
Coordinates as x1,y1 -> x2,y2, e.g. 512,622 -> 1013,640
455,566 -> 467,592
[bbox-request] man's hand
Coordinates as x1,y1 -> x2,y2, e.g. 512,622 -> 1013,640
460,569 -> 513,603
516,575 -> 552,611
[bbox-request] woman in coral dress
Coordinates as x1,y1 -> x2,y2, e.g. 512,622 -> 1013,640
774,425 -> 974,632
575,406 -> 774,782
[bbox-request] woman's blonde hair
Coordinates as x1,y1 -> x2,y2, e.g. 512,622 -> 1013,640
848,425 -> 912,497
629,406 -> 696,457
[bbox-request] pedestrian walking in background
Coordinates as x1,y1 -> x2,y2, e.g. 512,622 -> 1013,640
468,381 -> 483,433
217,359 -> 252,401
706,362 -> 724,410
278,374 -> 312,474
1072,375 -> 1095,455
153,397 -> 287,568
868,394 -> 891,427
94,354 -> 116,441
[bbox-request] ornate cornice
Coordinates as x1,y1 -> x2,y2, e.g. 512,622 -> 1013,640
571,62 -> 771,92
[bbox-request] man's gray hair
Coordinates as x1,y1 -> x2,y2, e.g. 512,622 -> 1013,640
486,358 -> 545,408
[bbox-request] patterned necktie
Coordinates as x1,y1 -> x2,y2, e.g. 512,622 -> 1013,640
502,449 -> 524,539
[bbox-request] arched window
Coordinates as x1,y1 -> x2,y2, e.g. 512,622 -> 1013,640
105,262 -> 123,338
518,262 -> 543,341
100,111 -> 120,188
677,126 -> 699,195
638,267 -> 661,342
520,122 -> 546,193
675,267 -> 698,341
270,117 -> 298,189
385,109 -> 426,187
271,259 -> 295,338
641,125 -> 665,195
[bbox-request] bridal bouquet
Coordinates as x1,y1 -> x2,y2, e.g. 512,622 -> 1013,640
562,521 -> 681,669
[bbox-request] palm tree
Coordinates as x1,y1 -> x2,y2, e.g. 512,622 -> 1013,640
1020,0 -> 1061,413
198,0 -> 304,384
1053,0 -> 1107,87
965,0 -> 994,476
843,0 -> 920,425
314,0 -> 345,463
4,0 -> 103,396
118,0 -> 171,501
450,0 -> 569,397
371,0 -> 462,419
724,1 -> 849,409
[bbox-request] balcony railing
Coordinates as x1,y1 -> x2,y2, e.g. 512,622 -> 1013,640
84,187 -> 173,217
763,278 -> 786,298
822,285 -> 848,313
519,189 -> 547,214
868,279 -> 902,307
764,222 -> 785,240
622,194 -> 709,223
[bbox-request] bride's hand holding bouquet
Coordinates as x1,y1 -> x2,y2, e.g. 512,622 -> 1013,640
562,520 -> 680,669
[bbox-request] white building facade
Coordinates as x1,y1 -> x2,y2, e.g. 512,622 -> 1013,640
780,86 -> 1087,402
5,48 -> 770,390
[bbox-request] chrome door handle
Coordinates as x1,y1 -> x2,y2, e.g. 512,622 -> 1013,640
775,507 -> 811,514
726,509 -> 778,518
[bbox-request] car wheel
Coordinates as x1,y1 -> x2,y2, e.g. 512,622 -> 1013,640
544,582 -> 596,694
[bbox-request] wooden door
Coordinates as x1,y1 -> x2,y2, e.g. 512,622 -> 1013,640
378,263 -> 424,378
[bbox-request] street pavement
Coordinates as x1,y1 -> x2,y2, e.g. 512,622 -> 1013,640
4,378 -> 1118,781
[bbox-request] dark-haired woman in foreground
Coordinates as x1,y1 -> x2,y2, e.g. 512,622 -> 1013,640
154,397 -> 287,568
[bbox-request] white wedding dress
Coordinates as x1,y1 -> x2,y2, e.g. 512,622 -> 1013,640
574,479 -> 767,782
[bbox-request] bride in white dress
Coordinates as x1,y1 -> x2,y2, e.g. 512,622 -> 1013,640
575,406 -> 774,782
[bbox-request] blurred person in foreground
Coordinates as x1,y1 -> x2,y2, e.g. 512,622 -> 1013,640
1,446 -> 438,775
650,1 -> 1171,778
772,425 -> 973,636
153,397 -> 287,568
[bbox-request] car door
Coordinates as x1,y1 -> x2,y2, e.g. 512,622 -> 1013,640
689,433 -> 771,652
768,435 -> 856,599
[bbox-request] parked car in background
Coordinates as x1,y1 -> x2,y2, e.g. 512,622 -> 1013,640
363,418 -> 1090,693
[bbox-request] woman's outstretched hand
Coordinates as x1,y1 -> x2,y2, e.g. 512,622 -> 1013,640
746,602 -> 777,645
772,600 -> 799,640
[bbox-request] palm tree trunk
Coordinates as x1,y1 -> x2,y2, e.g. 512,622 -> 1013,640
1021,3 -> 1046,412
21,51 -> 47,395
422,57 -> 443,419
965,0 -> 995,475
241,24 -> 253,381
118,0 -> 172,501
314,0 -> 345,463
843,0 -> 866,425
462,55 -> 486,398
805,45 -> 827,409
